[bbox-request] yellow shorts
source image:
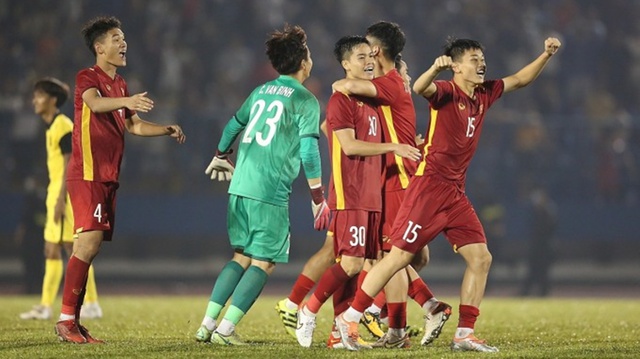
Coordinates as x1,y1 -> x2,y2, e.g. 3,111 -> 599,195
44,194 -> 75,243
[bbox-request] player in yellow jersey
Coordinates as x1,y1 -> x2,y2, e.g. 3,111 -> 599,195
20,77 -> 102,321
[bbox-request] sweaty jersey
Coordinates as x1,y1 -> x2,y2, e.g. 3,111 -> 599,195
45,113 -> 73,205
372,69 -> 417,191
228,75 -> 320,207
67,65 -> 135,183
416,79 -> 504,190
326,92 -> 382,212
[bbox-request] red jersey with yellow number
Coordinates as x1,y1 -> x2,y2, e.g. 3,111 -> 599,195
416,79 -> 504,190
372,69 -> 417,192
327,92 -> 382,212
67,65 -> 135,183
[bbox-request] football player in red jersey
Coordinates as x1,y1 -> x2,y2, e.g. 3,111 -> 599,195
335,36 -> 561,352
55,16 -> 185,344
333,21 -> 451,349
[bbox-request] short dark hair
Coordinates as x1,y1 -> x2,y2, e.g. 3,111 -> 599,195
444,38 -> 484,62
365,21 -> 405,61
34,77 -> 70,108
81,16 -> 121,57
333,35 -> 369,64
265,24 -> 309,75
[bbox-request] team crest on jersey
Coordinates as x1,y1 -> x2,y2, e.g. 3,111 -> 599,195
458,102 -> 466,110
106,84 -> 111,91
357,101 -> 364,107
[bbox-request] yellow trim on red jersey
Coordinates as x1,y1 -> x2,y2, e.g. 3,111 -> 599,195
331,131 -> 345,210
81,102 -> 94,181
381,106 -> 409,188
416,108 -> 439,176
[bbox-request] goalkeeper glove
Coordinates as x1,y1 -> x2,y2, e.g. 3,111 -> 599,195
205,149 -> 235,181
310,185 -> 330,231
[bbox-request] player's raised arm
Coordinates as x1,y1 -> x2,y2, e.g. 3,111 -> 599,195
413,55 -> 453,98
502,37 -> 561,93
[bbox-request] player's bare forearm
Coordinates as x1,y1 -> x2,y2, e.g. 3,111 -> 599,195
83,89 -> 154,113
335,129 -> 420,160
414,56 -> 452,97
332,78 -> 377,97
335,128 -> 390,156
126,115 -> 185,143
413,66 -> 440,97
83,93 -> 130,113
307,177 -> 322,189
503,37 -> 561,93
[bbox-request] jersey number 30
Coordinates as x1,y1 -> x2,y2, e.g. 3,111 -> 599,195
242,99 -> 284,146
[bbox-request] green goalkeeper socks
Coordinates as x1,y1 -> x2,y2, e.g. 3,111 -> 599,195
206,260 -> 245,319
224,265 -> 269,324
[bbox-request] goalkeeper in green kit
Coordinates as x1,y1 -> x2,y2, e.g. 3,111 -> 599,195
195,24 -> 330,345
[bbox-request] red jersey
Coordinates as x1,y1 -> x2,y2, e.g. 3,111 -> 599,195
416,79 -> 504,190
67,65 -> 135,183
372,69 -> 417,191
327,92 -> 382,212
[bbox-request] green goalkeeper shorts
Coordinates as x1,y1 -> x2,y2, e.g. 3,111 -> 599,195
227,194 -> 291,263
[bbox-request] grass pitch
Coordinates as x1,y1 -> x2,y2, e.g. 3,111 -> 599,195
1,295 -> 638,358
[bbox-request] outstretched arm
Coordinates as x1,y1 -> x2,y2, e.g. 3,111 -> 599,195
502,37 -> 561,93
413,56 -> 453,98
82,88 -> 154,114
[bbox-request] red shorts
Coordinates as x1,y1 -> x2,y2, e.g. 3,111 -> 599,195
330,210 -> 381,260
381,189 -> 405,251
67,180 -> 119,241
390,175 -> 486,254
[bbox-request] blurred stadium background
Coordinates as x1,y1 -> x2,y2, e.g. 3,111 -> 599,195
0,0 -> 638,296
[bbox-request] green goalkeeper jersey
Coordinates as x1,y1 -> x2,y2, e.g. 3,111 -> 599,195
226,75 -> 320,207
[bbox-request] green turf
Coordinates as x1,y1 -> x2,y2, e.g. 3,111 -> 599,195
1,295 -> 638,358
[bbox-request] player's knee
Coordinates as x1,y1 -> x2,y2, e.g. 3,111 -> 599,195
470,250 -> 493,272
389,246 -> 414,268
339,257 -> 364,276
411,247 -> 430,271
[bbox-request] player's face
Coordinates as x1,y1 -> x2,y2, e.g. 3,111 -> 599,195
345,43 -> 374,81
456,49 -> 486,85
32,90 -> 55,116
97,28 -> 127,67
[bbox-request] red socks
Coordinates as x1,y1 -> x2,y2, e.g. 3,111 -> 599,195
387,302 -> 407,329
351,287 -> 375,313
288,274 -> 316,305
407,278 -> 434,307
307,264 -> 350,314
458,304 -> 480,329
61,256 -> 90,316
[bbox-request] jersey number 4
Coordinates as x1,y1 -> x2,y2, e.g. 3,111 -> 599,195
242,99 -> 284,146
93,203 -> 103,223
